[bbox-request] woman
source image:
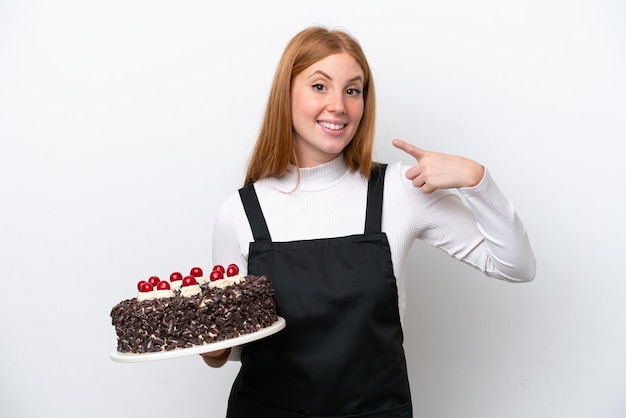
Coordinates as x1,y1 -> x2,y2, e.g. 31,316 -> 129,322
203,26 -> 536,418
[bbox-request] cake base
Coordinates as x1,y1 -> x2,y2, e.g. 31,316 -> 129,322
110,316 -> 285,363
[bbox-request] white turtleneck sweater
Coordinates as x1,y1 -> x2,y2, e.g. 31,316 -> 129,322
213,156 -> 536,324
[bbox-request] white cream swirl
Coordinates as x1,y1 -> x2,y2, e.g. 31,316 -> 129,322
180,284 -> 201,297
136,290 -> 157,302
154,289 -> 175,299
170,280 -> 183,290
209,274 -> 246,289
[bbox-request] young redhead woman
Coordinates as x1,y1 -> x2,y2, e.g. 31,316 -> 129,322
202,26 -> 536,418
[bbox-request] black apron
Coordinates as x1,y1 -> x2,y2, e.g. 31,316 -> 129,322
228,164 -> 412,417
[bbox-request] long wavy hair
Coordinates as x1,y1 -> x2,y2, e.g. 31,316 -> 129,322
243,26 -> 377,186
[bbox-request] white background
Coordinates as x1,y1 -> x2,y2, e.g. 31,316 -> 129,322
1,1 -> 625,417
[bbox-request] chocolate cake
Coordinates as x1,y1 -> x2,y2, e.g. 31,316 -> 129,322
110,264 -> 278,354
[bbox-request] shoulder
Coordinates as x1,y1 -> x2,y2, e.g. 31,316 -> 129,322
214,188 -> 247,229
380,161 -> 408,182
218,188 -> 244,212
380,161 -> 422,187
381,161 -> 459,200
215,177 -> 279,225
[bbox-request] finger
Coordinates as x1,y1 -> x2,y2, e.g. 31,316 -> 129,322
411,176 -> 437,194
200,349 -> 228,358
412,177 -> 426,188
419,182 -> 436,194
404,164 -> 421,180
392,139 -> 427,161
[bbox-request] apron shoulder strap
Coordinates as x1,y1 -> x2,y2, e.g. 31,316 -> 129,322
364,163 -> 387,234
238,184 -> 272,242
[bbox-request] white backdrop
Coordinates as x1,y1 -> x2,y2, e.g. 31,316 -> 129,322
1,1 -> 625,417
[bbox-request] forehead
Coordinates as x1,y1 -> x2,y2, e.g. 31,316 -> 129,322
300,52 -> 364,81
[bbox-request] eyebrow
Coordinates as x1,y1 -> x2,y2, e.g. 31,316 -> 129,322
308,70 -> 364,84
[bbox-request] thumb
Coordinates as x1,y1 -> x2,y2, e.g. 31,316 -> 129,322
392,139 -> 427,162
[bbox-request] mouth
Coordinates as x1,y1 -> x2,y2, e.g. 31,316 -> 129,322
318,121 -> 346,131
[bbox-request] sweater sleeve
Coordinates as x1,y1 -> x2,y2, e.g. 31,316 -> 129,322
212,191 -> 250,274
457,169 -> 536,282
398,165 -> 536,283
211,192 -> 250,363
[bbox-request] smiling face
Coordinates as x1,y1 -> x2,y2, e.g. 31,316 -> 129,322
291,53 -> 365,167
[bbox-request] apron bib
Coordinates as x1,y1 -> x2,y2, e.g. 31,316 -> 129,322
228,164 -> 412,417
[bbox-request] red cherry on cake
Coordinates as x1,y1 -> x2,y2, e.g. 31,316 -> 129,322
226,264 -> 239,277
138,282 -> 154,292
212,264 -> 225,273
148,276 -> 160,286
170,272 -> 183,282
156,281 -> 171,290
209,270 -> 224,281
190,267 -> 203,277
182,276 -> 197,286
137,280 -> 149,291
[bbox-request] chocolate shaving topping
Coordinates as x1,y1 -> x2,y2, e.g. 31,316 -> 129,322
111,275 -> 278,353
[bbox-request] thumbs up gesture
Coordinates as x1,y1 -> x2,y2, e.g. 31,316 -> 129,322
392,139 -> 485,194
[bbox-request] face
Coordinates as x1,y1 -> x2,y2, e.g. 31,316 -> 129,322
291,53 -> 365,167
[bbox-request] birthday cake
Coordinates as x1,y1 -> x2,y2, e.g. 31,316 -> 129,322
110,264 -> 278,354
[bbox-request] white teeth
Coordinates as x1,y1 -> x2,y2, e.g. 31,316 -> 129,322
319,121 -> 345,130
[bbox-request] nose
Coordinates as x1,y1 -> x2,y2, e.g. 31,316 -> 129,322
325,91 -> 346,114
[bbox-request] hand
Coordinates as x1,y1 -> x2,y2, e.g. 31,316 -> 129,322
392,139 -> 484,194
200,348 -> 231,368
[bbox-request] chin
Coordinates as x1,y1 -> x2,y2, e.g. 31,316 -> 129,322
321,139 -> 352,154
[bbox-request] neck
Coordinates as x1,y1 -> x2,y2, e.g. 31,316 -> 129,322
275,155 -> 350,192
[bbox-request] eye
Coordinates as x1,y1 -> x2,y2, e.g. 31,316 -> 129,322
346,87 -> 362,96
312,83 -> 326,92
